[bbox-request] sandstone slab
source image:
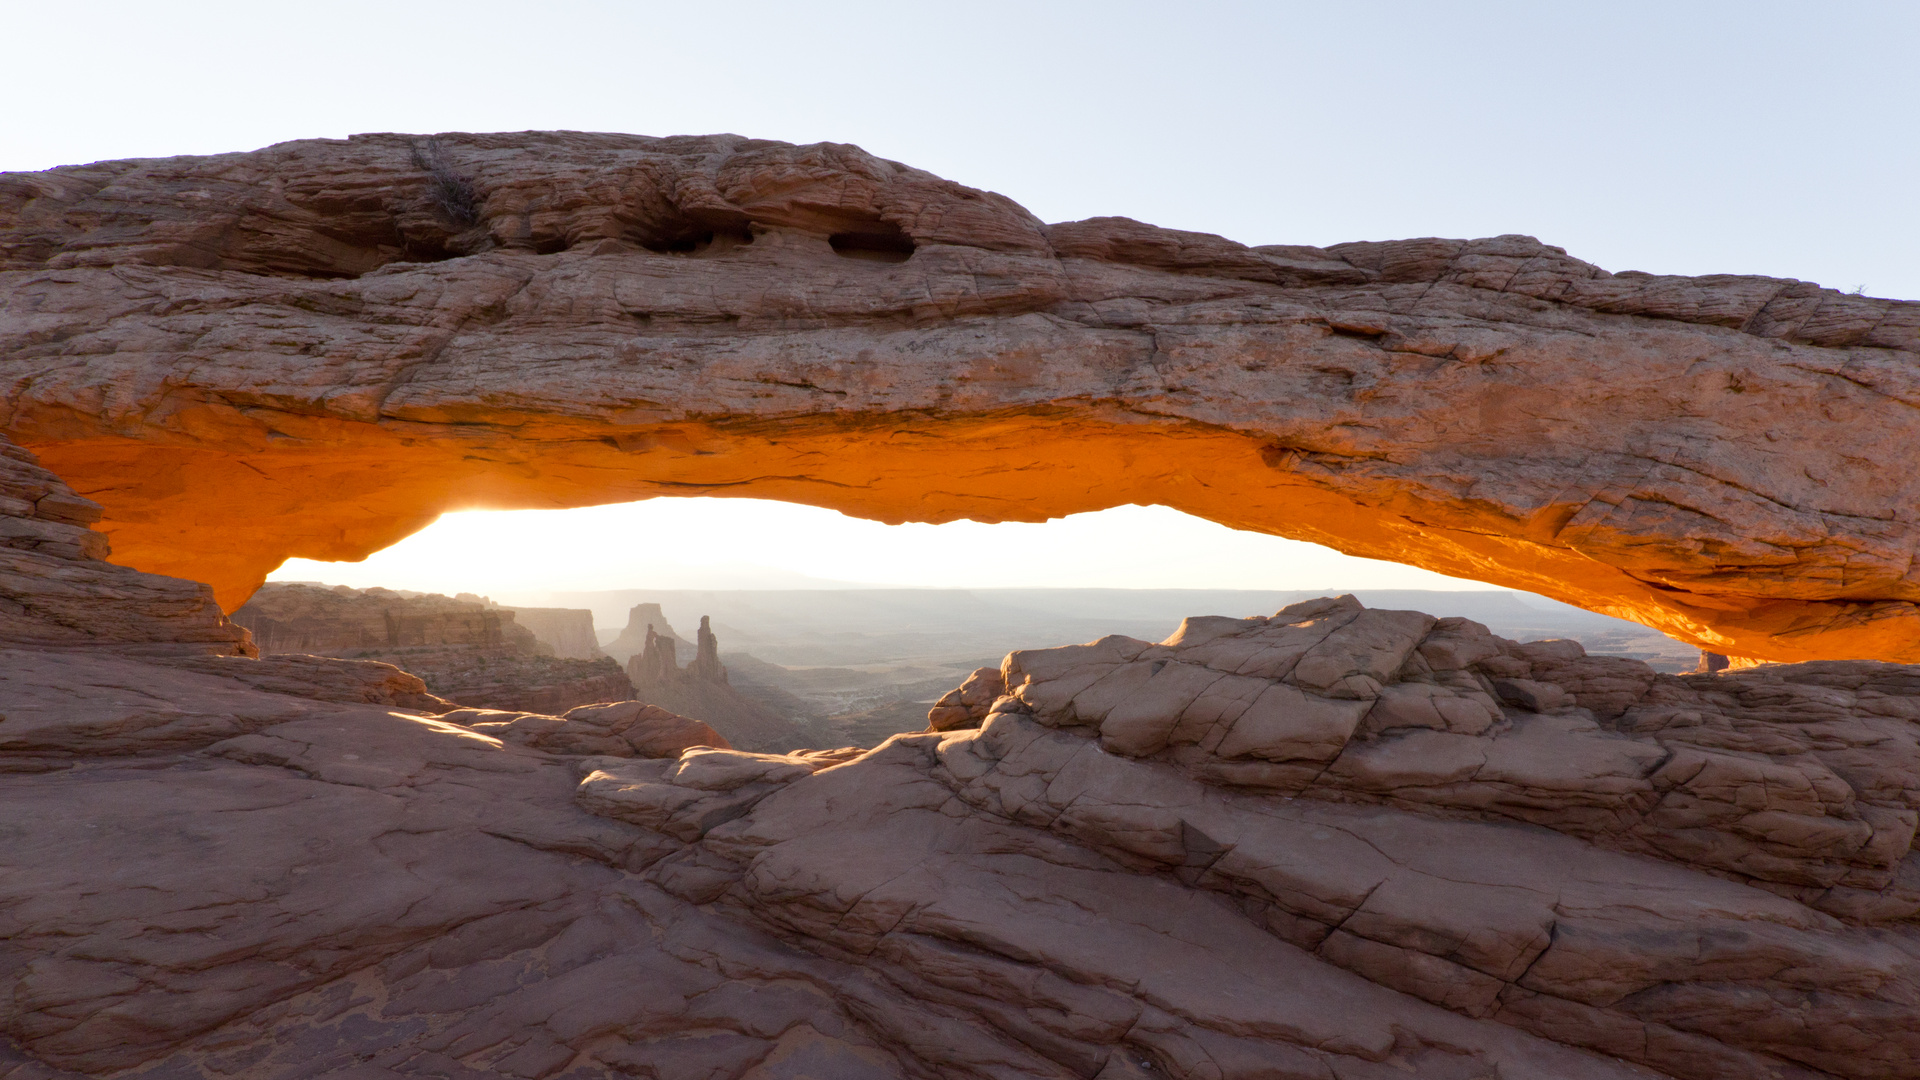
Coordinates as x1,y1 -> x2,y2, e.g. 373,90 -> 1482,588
7,592 -> 1920,1078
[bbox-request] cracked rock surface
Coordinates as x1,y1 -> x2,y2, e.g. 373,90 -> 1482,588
7,592 -> 1920,1078
4,133 -> 1920,660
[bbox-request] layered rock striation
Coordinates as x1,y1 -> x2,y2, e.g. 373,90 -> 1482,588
963,595 -> 1920,922
0,431 -> 252,656
3,133 -> 1919,661
582,598 -> 1920,1080
7,591 -> 1920,1079
235,582 -> 542,653
234,582 -> 632,714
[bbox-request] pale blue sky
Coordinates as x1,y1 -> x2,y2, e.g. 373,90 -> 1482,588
8,1 -> 1914,592
11,1 -> 1914,296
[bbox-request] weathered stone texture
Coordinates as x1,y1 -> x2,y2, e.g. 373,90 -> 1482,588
0,431 -> 251,655
233,581 -> 541,653
7,590 -> 1920,1079
4,133 -> 1918,661
232,582 -> 633,714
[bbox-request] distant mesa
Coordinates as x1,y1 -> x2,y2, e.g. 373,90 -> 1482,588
600,602 -> 688,666
232,583 -> 630,715
498,605 -> 604,660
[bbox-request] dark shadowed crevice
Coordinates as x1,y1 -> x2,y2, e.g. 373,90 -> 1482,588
638,223 -> 756,256
829,219 -> 915,263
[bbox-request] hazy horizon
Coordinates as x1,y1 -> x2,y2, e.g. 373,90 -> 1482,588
267,501 -> 1493,597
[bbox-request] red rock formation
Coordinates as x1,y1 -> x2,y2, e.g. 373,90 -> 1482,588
689,614 -> 726,683
233,582 -> 631,714
4,134 -> 1918,662
7,592 -> 1920,1078
925,665 -> 1006,731
369,646 -> 633,715
0,431 -> 252,656
629,624 -> 680,685
449,699 -> 730,758
628,616 -> 815,752
234,581 -> 540,653
10,132 -> 1920,1080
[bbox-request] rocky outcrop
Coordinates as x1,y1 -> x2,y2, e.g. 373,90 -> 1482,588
0,431 -> 252,656
161,652 -> 453,713
447,699 -> 731,758
377,646 -> 634,715
7,594 -> 1920,1079
628,625 -> 681,685
5,134 -> 1919,662
629,617 -> 816,752
926,666 -> 1006,731
689,614 -> 726,683
971,595 -> 1920,922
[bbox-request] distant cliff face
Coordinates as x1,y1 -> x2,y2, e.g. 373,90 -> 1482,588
232,583 -> 630,714
501,606 -> 602,660
600,602 -> 687,666
234,583 -> 541,655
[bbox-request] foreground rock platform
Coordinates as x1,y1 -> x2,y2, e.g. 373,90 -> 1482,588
6,589 -> 1920,1079
4,133 -> 1920,661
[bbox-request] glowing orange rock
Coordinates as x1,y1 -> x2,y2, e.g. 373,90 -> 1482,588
3,133 -> 1918,662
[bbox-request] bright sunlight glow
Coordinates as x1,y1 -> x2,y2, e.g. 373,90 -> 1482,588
267,501 -> 1485,596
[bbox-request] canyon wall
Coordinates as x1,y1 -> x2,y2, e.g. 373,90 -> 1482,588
3,134 -> 1918,662
505,605 -> 604,659
234,582 -> 631,714
234,582 -> 540,653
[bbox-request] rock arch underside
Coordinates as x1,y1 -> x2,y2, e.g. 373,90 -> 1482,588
11,134 -> 1920,1080
3,132 -> 1919,662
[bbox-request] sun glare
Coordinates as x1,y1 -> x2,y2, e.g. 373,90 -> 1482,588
266,500 -> 1488,596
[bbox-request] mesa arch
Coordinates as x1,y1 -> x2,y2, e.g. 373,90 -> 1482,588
2,131 -> 1918,663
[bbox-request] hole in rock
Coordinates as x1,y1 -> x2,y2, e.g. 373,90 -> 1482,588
828,221 -> 915,262
642,226 -> 756,256
258,499 -> 1704,752
1327,323 -> 1388,340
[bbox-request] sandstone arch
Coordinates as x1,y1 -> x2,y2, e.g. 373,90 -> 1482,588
3,132 -> 1918,662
